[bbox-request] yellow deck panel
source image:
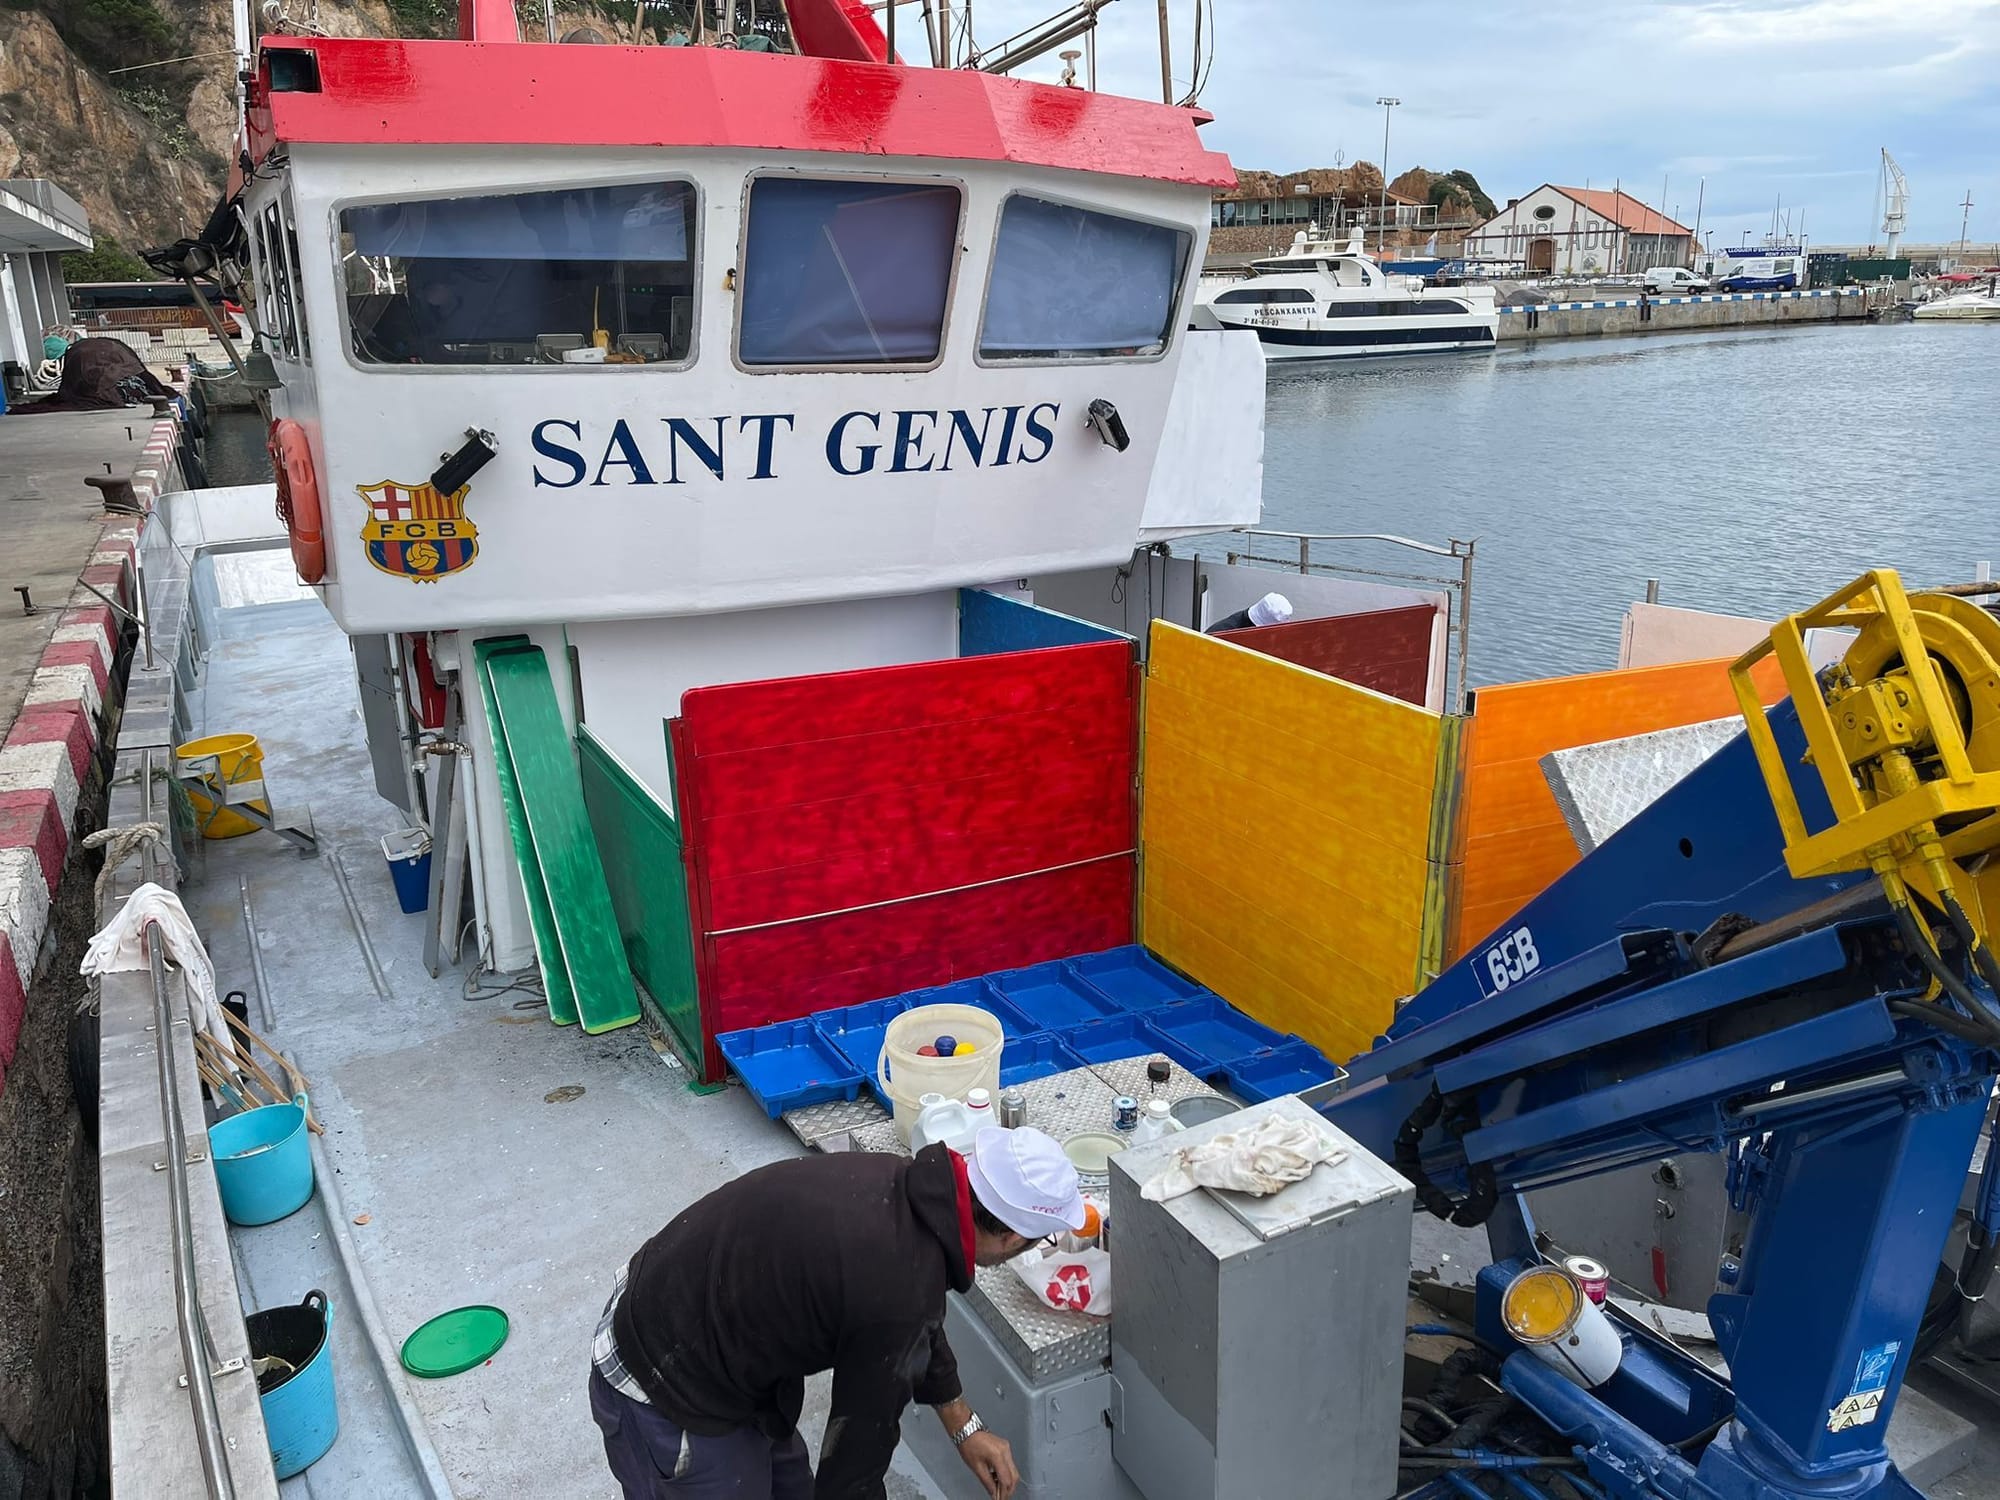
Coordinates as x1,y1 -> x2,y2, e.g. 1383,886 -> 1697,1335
1141,624 -> 1445,1061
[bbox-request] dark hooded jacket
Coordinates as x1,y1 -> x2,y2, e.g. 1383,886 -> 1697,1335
611,1144 -> 975,1499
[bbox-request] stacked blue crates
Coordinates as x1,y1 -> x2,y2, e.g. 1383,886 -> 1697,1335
716,945 -> 1342,1117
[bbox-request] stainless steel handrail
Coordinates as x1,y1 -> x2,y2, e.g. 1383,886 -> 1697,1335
1221,529 -> 1478,712
144,921 -> 238,1500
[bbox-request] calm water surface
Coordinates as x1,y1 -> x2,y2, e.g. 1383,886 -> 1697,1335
1235,321 -> 2000,686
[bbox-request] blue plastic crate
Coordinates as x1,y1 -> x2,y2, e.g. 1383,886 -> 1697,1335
1065,947 -> 1203,1011
984,962 -> 1122,1032
812,995 -> 915,1084
1062,1013 -> 1214,1076
1224,1041 -> 1343,1104
900,979 -> 1041,1045
1148,995 -> 1291,1068
997,1032 -> 1089,1089
717,1020 -> 866,1120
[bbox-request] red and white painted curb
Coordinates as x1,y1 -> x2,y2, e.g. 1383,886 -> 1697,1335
0,414 -> 179,1091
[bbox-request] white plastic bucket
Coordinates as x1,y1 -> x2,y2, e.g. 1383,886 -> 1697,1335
879,1004 -> 1004,1145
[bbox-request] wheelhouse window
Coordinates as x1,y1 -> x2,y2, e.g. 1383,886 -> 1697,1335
737,177 -> 961,367
339,182 -> 697,366
1213,286 -> 1315,304
981,196 -> 1189,361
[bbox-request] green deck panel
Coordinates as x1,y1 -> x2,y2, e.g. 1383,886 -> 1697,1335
481,643 -> 640,1035
577,728 -> 701,1062
473,636 -> 579,1028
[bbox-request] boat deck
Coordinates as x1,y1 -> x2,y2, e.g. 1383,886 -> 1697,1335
165,561 -> 2000,1499
182,598 -> 943,1498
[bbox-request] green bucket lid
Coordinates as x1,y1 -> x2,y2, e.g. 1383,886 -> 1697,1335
400,1305 -> 509,1378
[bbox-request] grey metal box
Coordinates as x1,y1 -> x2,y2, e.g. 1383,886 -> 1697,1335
1107,1096 -> 1414,1500
899,1292 -> 1140,1500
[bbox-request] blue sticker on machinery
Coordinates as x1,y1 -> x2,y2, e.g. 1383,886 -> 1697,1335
1828,1341 -> 1899,1432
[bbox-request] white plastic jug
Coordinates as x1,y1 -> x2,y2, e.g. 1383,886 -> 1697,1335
911,1095 -> 980,1155
1131,1099 -> 1185,1146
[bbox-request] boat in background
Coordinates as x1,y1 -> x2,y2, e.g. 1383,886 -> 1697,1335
1915,275 -> 2000,319
1190,224 -> 1498,361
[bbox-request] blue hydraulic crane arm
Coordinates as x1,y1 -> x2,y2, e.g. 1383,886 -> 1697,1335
1322,573 -> 2000,1500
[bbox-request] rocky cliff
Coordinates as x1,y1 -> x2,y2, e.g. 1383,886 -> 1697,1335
0,1 -> 425,259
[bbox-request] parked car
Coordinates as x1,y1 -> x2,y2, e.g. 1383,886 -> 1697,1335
1642,266 -> 1711,294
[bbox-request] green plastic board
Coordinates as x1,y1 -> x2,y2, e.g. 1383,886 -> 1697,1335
482,642 -> 639,1034
577,729 -> 702,1063
473,637 -> 577,1028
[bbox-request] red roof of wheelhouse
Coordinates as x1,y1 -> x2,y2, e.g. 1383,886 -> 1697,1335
247,36 -> 1237,189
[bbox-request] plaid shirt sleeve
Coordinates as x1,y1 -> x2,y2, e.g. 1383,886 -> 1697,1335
592,1262 -> 652,1405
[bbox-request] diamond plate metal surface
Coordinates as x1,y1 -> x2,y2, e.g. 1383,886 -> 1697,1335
966,1262 -> 1109,1380
782,1095 -> 888,1147
1087,1054 -> 1222,1110
1540,717 -> 1745,854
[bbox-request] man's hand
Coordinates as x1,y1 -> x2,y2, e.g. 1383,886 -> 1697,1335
956,1429 -> 1019,1500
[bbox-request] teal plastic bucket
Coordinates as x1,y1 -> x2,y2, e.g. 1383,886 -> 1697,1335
248,1290 -> 338,1478
210,1096 -> 313,1226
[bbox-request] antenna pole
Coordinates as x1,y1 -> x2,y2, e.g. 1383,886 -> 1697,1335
1157,0 -> 1172,104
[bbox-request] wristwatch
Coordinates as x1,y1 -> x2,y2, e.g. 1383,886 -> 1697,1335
948,1412 -> 985,1447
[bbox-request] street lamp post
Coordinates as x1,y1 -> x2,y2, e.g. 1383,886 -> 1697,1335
1376,96 -> 1400,255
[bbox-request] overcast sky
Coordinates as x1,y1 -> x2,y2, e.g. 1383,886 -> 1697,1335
969,0 -> 2000,247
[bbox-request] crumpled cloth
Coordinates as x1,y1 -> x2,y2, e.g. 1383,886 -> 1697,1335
80,882 -> 233,1057
1140,1115 -> 1348,1201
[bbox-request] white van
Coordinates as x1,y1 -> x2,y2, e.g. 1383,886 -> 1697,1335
1642,266 -> 1710,295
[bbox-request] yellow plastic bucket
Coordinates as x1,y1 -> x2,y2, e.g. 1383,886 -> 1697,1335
177,733 -> 269,839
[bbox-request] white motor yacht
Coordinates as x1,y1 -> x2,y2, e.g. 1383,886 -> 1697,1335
1914,277 -> 2000,319
1193,224 -> 1498,360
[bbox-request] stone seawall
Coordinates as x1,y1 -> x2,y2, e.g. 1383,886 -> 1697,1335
0,414 -> 182,1499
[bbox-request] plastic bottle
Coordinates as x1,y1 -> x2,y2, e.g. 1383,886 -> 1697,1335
911,1095 -> 977,1153
1132,1098 -> 1185,1146
965,1088 -> 994,1129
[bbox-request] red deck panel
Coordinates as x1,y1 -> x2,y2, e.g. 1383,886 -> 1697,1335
251,37 -> 1234,187
1218,604 -> 1438,706
674,641 -> 1139,1080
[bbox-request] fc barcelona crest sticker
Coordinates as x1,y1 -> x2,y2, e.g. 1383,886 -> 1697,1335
357,479 -> 479,584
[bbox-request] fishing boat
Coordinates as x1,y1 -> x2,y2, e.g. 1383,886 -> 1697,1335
60,3 -> 2000,1497
1189,224 -> 1499,360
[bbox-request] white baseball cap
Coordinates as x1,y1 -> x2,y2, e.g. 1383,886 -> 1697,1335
964,1127 -> 1088,1239
1247,592 -> 1294,628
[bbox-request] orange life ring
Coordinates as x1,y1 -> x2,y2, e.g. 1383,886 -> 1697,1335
269,419 -> 325,584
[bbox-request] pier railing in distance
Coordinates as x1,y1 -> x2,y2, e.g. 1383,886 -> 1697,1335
1221,530 -> 1476,712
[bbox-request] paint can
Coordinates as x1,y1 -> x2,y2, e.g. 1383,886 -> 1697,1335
1500,1263 -> 1623,1389
1563,1255 -> 1611,1305
1112,1096 -> 1139,1132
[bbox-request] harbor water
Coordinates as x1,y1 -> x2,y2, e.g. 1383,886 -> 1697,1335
1241,321 -> 2000,686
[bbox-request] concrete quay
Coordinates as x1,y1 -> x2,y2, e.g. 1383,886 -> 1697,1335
1500,284 -> 1871,340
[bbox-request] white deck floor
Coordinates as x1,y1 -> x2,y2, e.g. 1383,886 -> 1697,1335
183,601 -> 945,1498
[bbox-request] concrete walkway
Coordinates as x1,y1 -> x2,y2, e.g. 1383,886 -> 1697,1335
0,409 -> 152,729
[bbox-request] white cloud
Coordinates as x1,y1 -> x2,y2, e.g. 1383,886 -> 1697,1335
956,0 -> 2000,241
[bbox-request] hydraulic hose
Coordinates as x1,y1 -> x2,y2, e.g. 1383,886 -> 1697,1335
1884,894 -> 2000,1047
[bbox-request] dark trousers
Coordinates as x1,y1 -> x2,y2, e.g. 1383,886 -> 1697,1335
589,1368 -> 813,1499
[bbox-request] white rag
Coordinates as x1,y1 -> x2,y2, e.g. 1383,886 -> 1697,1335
80,882 -> 233,1058
1140,1115 -> 1347,1202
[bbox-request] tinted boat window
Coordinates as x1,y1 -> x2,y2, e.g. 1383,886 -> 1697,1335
738,177 -> 961,367
340,182 -> 697,366
1214,286 -> 1315,304
981,196 -> 1190,360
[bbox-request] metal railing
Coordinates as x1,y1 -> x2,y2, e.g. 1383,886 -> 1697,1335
1221,530 -> 1478,712
145,926 -> 240,1499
